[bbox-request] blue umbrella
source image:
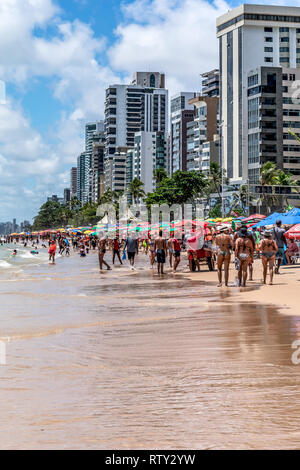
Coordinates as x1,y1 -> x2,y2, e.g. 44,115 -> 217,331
253,212 -> 282,228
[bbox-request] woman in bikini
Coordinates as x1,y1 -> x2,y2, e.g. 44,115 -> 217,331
216,225 -> 233,287
259,231 -> 278,285
148,234 -> 156,269
235,228 -> 254,287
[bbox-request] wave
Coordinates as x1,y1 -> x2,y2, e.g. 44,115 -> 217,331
0,260 -> 13,269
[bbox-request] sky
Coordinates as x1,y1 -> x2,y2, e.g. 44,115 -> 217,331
1,0 -> 299,223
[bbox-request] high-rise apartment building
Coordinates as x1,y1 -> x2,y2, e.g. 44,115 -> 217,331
70,167 -> 77,199
85,121 -> 104,154
89,130 -> 105,203
104,72 -> 168,190
77,152 -> 90,203
201,69 -> 220,97
188,95 -> 219,172
170,92 -> 196,173
217,3 -> 300,185
127,131 -> 168,194
63,188 -> 71,204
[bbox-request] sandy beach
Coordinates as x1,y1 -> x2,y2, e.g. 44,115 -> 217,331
0,250 -> 300,449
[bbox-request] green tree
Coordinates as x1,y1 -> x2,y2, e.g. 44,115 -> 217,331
128,178 -> 146,204
259,162 -> 280,213
33,201 -> 63,230
145,170 -> 207,208
208,203 -> 222,219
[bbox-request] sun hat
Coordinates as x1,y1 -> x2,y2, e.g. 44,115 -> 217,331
219,224 -> 229,232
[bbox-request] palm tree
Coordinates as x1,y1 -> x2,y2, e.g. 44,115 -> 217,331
208,162 -> 227,203
153,168 -> 168,185
259,162 -> 280,213
276,170 -> 298,209
229,184 -> 248,216
128,178 -> 146,204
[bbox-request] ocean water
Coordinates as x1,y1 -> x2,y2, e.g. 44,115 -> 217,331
1,249 -> 300,449
0,243 -> 54,271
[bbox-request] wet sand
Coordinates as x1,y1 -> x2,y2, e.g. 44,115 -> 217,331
1,252 -> 300,449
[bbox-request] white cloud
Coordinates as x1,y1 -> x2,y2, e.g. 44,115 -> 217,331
109,0 -> 230,98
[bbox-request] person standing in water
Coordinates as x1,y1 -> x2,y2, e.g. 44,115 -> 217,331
112,237 -> 123,266
172,237 -> 181,273
235,228 -> 254,287
124,233 -> 139,270
259,231 -> 278,285
98,235 -> 111,271
216,225 -> 233,287
155,230 -> 167,275
148,234 -> 156,269
49,240 -> 57,264
167,238 -> 173,269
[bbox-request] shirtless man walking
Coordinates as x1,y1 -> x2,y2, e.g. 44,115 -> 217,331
216,225 -> 233,287
235,227 -> 254,287
259,231 -> 278,285
155,230 -> 167,275
98,234 -> 111,271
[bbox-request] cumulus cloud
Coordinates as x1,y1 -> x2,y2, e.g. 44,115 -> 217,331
3,0 -> 300,221
109,0 -> 230,98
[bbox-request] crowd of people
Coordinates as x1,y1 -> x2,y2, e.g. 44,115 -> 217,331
6,218 -> 299,285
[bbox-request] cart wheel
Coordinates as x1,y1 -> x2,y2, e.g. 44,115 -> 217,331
207,257 -> 215,271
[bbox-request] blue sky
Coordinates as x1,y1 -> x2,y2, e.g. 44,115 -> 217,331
0,0 -> 292,223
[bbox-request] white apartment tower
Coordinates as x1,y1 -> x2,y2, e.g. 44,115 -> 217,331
104,72 -> 168,190
217,4 -> 300,185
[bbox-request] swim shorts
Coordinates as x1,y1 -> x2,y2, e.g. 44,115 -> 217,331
174,250 -> 181,258
156,249 -> 166,264
127,252 -> 136,261
276,248 -> 285,259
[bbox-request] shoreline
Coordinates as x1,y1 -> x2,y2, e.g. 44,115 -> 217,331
183,257 -> 300,317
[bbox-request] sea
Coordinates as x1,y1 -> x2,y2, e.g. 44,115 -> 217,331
0,244 -> 300,449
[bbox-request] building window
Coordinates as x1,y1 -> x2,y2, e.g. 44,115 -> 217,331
280,47 -> 290,52
280,37 -> 289,42
248,74 -> 258,87
265,57 -> 273,63
280,57 -> 290,63
264,47 -> 273,52
248,97 -> 259,130
279,27 -> 289,32
150,74 -> 156,88
264,27 -> 273,32
265,37 -> 273,42
248,133 -> 259,164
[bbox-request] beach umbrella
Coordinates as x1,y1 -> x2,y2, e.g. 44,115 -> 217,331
285,224 -> 300,239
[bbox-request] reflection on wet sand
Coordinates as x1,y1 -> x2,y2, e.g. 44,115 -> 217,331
0,254 -> 300,449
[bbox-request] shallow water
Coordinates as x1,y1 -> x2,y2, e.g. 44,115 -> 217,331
0,250 -> 300,449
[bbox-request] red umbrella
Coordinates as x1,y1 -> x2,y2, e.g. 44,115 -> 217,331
242,214 -> 266,222
285,224 -> 300,240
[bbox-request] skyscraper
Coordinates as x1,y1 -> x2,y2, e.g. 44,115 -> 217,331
104,72 -> 168,190
217,4 -> 300,185
170,92 -> 196,173
129,131 -> 168,194
70,167 -> 77,199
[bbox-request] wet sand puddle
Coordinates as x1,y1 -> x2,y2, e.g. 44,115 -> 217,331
0,253 -> 300,449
